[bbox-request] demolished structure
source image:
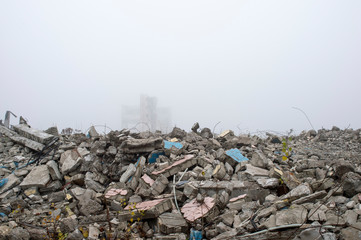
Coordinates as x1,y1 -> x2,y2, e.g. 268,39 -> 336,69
1,119 -> 361,239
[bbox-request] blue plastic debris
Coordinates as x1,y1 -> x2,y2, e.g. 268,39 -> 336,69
0,212 -> 6,218
164,140 -> 183,150
148,151 -> 165,164
189,228 -> 202,240
0,178 -> 8,188
225,149 -> 249,163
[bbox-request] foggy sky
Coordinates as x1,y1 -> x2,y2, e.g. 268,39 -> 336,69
1,0 -> 361,135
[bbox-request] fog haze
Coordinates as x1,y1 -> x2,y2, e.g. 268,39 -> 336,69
1,0 -> 361,134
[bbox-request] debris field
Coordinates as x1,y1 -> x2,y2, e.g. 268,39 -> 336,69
1,121 -> 361,240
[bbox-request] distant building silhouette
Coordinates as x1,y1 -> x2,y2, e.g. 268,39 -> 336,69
121,95 -> 171,133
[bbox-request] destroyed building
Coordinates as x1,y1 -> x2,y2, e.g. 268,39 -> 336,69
1,117 -> 361,239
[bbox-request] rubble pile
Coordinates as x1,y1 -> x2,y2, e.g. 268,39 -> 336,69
1,122 -> 361,239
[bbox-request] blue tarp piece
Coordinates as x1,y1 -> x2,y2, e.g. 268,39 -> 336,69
148,152 -> 165,164
164,140 -> 183,150
0,212 -> 6,218
189,229 -> 202,240
225,149 -> 249,163
0,178 -> 8,188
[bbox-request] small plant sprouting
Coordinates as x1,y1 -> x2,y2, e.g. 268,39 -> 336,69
282,137 -> 292,161
118,199 -> 146,239
41,205 -> 67,240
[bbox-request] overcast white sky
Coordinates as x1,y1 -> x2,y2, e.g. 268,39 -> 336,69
1,0 -> 360,134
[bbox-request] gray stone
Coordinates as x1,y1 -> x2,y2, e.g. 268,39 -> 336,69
79,199 -> 103,216
13,124 -> 55,144
158,213 -> 188,234
219,210 -> 237,227
151,174 -> 169,195
346,200 -> 356,209
61,149 -> 82,175
257,178 -> 279,188
88,225 -> 100,240
213,163 -> 226,180
20,165 -> 50,189
308,205 -> 327,221
46,160 -> 62,180
292,190 -> 327,204
9,227 -> 30,240
59,217 -> 78,233
120,137 -> 163,153
85,172 -> 105,193
224,162 -> 234,176
294,227 -> 328,240
130,156 -> 146,191
216,222 -> 232,233
244,164 -> 269,177
275,205 -> 307,226
0,173 -> 20,195
107,146 -> 117,155
281,183 -> 313,201
66,229 -> 84,240
334,160 -> 355,178
88,126 -> 99,138
119,164 -> 136,183
344,210 -> 358,226
200,128 -> 213,138
48,191 -> 66,203
342,172 -> 361,198
170,127 -> 187,139
341,222 -> 361,239
251,150 -> 269,169
191,122 -> 199,133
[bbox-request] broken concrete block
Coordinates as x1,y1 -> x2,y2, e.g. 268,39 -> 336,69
191,122 -> 199,133
244,164 -> 269,177
275,205 -> 307,226
88,126 -> 99,138
120,137 -> 163,153
256,178 -> 279,188
281,183 -> 313,201
151,174 -> 169,195
341,222 -> 361,239
219,210 -> 237,227
152,155 -> 196,178
19,165 -> 50,189
213,163 -> 226,180
13,124 -> 55,144
119,163 -> 136,183
342,172 -> 361,198
88,225 -> 100,240
200,127 -> 213,138
61,149 -> 82,175
47,160 -> 62,180
130,156 -> 146,190
292,190 -> 327,204
79,199 -> 103,216
251,150 -> 271,169
181,197 -> 215,222
119,198 -> 173,221
0,174 -> 20,195
158,213 -> 188,234
85,172 -> 105,193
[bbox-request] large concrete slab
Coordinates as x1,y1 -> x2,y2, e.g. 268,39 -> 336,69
13,124 -> 55,145
20,165 -> 51,189
0,125 -> 45,151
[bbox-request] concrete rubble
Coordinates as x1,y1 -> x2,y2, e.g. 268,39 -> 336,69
0,119 -> 361,239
